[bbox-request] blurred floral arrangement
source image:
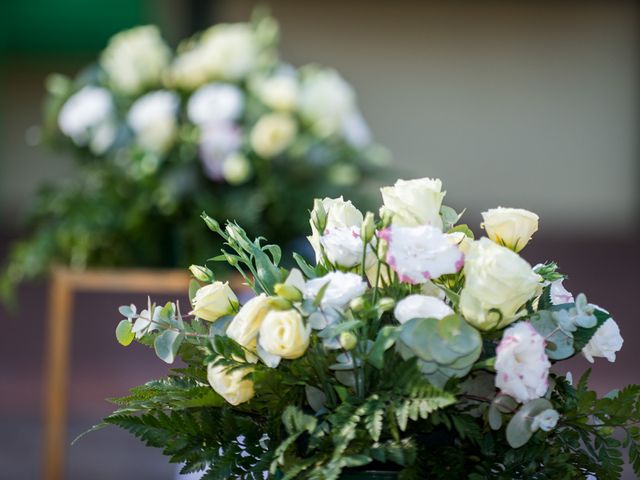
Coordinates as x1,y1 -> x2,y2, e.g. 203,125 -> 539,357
89,177 -> 638,479
1,12 -> 386,301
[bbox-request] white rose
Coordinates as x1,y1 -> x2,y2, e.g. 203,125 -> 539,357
481,207 -> 539,252
250,113 -> 297,158
100,25 -> 171,95
258,309 -> 310,359
189,281 -> 238,322
495,321 -> 551,403
394,295 -> 453,324
222,152 -> 252,185
226,294 -> 271,351
203,24 -> 258,81
460,238 -> 542,330
304,271 -> 367,310
198,122 -> 243,180
187,83 -> 244,126
207,364 -> 254,405
320,226 -> 371,269
549,279 -> 574,305
58,86 -> 114,150
255,74 -> 298,112
381,224 -> 464,284
380,178 -> 445,230
298,69 -> 356,136
308,196 -> 364,263
582,317 -> 623,363
127,90 -> 179,154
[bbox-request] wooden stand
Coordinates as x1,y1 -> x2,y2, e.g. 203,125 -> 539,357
42,267 -> 191,480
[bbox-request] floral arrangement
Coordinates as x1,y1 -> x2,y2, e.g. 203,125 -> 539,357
92,177 -> 638,479
1,12 -> 385,301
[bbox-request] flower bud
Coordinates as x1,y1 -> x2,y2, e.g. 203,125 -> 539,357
349,296 -> 367,312
311,198 -> 328,233
189,282 -> 238,322
274,283 -> 303,302
202,214 -> 221,233
361,212 -> 376,243
268,297 -> 292,310
189,264 -> 213,282
339,331 -> 358,351
377,297 -> 395,312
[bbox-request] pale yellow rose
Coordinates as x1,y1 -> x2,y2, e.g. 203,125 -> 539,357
380,178 -> 445,229
445,231 -> 473,255
460,238 -> 542,330
481,207 -> 539,252
258,310 -> 310,359
190,281 -> 238,322
207,364 -> 254,405
250,113 -> 297,158
226,294 -> 271,351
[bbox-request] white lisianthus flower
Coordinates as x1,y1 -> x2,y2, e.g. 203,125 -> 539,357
187,83 -> 244,126
198,122 -> 243,180
394,295 -> 453,324
304,271 -> 367,310
207,364 -> 254,405
258,310 -> 310,360
58,86 -> 115,150
341,110 -> 372,147
459,238 -> 542,330
100,25 -> 171,95
250,113 -> 297,158
222,152 -> 252,185
254,73 -> 298,112
445,231 -> 473,255
127,90 -> 179,154
549,279 -> 574,305
226,294 -> 271,352
582,317 -> 623,363
380,178 -> 446,230
298,69 -> 356,136
495,321 -> 551,403
481,207 -> 539,252
189,281 -> 238,322
320,226 -> 372,269
380,224 -> 464,284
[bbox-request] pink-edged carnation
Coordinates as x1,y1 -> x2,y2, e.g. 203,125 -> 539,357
380,224 -> 463,284
495,321 -> 550,403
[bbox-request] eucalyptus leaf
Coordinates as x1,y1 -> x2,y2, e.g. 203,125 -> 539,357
488,403 -> 502,430
154,330 -> 183,364
115,319 -> 135,346
506,398 -> 553,448
367,326 -> 400,369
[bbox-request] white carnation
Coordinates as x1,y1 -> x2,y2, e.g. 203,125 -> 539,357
127,90 -> 179,154
58,86 -> 114,150
381,224 -> 463,284
495,321 -> 550,403
304,271 -> 367,310
394,295 -> 453,324
582,317 -> 623,363
187,83 -> 244,126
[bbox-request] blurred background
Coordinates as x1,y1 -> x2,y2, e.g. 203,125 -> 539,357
1,0 -> 638,478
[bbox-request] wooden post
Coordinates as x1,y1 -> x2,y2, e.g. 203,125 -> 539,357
42,267 -> 192,480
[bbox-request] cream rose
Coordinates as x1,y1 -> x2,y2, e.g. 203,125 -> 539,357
255,74 -> 298,112
189,281 -> 238,322
226,294 -> 271,351
459,238 -> 542,330
258,309 -> 310,359
445,231 -> 473,255
100,25 -> 170,95
481,207 -> 539,252
380,178 -> 445,230
207,364 -> 255,405
250,113 -> 297,158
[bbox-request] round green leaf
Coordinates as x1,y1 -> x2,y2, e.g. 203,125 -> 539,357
115,319 -> 134,346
